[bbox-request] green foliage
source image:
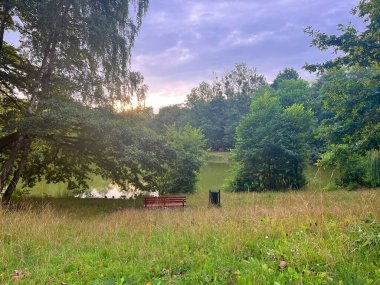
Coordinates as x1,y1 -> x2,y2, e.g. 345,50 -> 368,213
366,149 -> 380,187
187,95 -> 230,150
151,105 -> 188,133
271,67 -> 300,89
320,146 -> 380,188
223,94 -> 252,148
304,0 -> 380,73
220,63 -> 267,98
156,125 -> 206,194
305,0 -> 380,188
3,99 -> 172,193
349,214 -> 380,251
323,182 -> 340,192
186,81 -> 217,108
184,63 -> 266,150
272,79 -> 310,108
0,0 -> 154,202
0,44 -> 33,111
231,92 -> 314,191
315,67 -> 379,187
317,68 -> 379,150
13,0 -> 149,105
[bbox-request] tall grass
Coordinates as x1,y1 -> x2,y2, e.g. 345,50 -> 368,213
1,190 -> 379,284
367,149 -> 380,187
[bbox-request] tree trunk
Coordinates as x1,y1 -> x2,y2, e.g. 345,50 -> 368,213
0,134 -> 23,193
0,132 -> 20,151
27,1 -> 66,115
0,0 -> 10,52
1,138 -> 31,205
1,3 -> 65,205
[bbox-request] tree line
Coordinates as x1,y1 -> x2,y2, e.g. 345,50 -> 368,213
152,0 -> 380,191
0,0 -> 379,203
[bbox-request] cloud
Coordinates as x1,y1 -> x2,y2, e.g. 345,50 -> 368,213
131,0 -> 363,111
133,41 -> 196,70
145,10 -> 169,25
144,80 -> 198,112
221,30 -> 275,47
187,3 -> 224,24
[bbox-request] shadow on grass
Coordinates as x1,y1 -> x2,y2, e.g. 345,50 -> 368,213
4,196 -> 143,218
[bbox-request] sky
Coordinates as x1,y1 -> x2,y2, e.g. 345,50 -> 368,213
4,0 -> 363,112
130,0 -> 363,111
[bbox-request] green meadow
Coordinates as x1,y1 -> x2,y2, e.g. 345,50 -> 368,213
1,153 -> 379,284
1,190 -> 379,284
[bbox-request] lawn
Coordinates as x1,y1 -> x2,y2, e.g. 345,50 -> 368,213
1,189 -> 379,284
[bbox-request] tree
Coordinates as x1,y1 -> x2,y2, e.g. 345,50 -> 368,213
271,68 -> 300,89
156,125 -> 206,194
0,0 -> 150,203
186,82 -> 218,109
231,92 -> 314,191
316,67 -> 380,185
272,79 -> 310,108
11,100 -> 173,196
186,95 -> 229,150
184,63 -> 267,150
304,0 -> 379,187
304,0 -> 380,73
151,105 -> 188,133
223,93 -> 251,148
221,63 -> 266,98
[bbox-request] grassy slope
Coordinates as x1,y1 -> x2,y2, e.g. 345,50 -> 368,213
1,190 -> 379,284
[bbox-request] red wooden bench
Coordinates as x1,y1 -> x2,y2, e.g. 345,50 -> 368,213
143,196 -> 186,208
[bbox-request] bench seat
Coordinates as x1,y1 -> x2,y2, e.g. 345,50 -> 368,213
143,196 -> 186,208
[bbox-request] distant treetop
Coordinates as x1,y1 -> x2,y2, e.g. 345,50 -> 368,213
271,67 -> 300,89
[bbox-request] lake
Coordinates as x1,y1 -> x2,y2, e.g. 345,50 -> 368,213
23,152 -> 337,197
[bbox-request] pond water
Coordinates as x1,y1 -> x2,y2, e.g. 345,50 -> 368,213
21,153 -> 337,198
197,162 -> 232,192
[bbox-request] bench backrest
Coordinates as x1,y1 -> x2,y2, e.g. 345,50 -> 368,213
143,196 -> 186,206
144,196 -> 185,201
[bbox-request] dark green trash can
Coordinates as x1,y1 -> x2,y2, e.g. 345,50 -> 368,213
209,190 -> 221,206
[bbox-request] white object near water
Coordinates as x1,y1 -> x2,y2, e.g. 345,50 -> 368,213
75,183 -> 157,199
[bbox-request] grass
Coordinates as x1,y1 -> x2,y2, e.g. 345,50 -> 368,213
1,190 -> 380,284
4,152 -> 379,284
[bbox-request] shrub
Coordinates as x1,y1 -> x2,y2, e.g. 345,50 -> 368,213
157,125 -> 206,194
323,182 -> 340,192
230,92 -> 313,191
365,149 -> 380,187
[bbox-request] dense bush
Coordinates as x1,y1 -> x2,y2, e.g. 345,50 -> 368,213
230,92 -> 314,191
366,149 -> 380,187
156,125 -> 206,194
